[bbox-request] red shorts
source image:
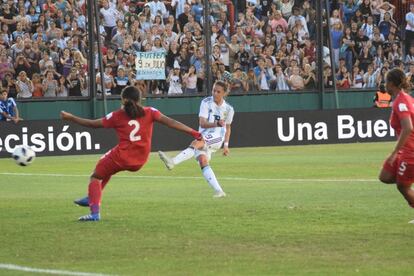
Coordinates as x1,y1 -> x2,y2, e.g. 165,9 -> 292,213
94,150 -> 142,179
382,153 -> 414,186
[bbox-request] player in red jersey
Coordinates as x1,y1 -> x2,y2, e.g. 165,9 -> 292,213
60,86 -> 203,221
379,68 -> 414,223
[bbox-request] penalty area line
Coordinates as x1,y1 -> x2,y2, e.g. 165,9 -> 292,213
0,263 -> 116,276
0,172 -> 378,183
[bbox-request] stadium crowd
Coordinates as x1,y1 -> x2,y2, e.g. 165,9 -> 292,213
0,0 -> 412,98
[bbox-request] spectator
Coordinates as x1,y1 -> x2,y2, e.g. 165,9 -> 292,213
331,22 -> 343,69
341,27 -> 355,73
67,68 -> 83,96
42,70 -> 58,97
351,66 -> 364,88
343,0 -> 358,24
288,65 -> 305,91
96,66 -> 115,95
254,57 -> 271,91
337,66 -> 352,89
113,67 -> 130,95
182,65 -> 198,94
148,0 -> 168,21
406,4 -> 414,55
363,64 -> 380,88
0,52 -> 15,79
302,63 -> 316,90
31,73 -> 43,98
231,67 -> 248,93
244,68 -> 257,91
361,15 -> 376,38
276,0 -> 295,19
57,75 -> 69,97
100,0 -> 119,43
167,64 -> 183,94
15,71 -> 33,98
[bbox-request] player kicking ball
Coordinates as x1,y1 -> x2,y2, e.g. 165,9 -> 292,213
158,80 -> 234,198
61,86 -> 203,221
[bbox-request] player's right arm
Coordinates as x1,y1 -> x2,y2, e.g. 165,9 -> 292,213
156,113 -> 203,140
60,111 -> 103,128
199,116 -> 225,128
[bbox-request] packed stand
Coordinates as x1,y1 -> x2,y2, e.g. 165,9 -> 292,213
226,0 -> 413,93
327,0 -> 414,91
0,0 -> 412,99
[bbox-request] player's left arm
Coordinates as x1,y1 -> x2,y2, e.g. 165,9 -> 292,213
223,123 -> 231,156
156,113 -> 203,140
60,111 -> 103,128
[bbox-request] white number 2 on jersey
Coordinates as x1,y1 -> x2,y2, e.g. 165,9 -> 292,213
128,120 -> 141,142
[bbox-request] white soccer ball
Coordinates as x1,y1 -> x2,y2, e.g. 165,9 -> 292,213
12,145 -> 36,166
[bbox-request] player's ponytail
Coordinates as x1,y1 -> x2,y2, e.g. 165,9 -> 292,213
121,86 -> 145,119
386,68 -> 412,91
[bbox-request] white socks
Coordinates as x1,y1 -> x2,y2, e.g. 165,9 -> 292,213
202,166 -> 224,193
172,149 -> 224,194
172,147 -> 195,165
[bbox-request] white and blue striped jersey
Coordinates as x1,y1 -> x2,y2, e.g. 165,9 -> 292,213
0,98 -> 16,120
198,96 -> 234,139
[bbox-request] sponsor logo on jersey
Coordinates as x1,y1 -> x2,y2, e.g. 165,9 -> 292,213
106,112 -> 113,120
399,103 -> 408,112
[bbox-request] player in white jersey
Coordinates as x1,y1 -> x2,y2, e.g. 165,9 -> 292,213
158,80 -> 235,197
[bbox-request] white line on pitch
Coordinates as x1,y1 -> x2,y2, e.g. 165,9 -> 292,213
0,263 -> 116,276
0,172 -> 378,183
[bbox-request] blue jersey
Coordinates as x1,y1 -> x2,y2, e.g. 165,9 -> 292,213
0,98 -> 16,120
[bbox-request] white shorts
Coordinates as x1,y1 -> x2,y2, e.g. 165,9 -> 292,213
194,133 -> 224,161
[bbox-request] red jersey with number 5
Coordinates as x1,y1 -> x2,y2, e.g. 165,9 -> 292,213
390,91 -> 414,157
102,107 -> 161,167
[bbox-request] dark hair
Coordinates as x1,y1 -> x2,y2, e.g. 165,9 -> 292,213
121,86 -> 145,119
386,68 -> 411,90
214,80 -> 228,93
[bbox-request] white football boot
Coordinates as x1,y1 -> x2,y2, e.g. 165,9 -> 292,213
213,191 -> 226,198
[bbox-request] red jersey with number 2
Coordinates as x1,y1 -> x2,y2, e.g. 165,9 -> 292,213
390,91 -> 414,158
102,107 -> 161,167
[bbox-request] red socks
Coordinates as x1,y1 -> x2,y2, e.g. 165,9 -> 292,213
88,179 -> 102,214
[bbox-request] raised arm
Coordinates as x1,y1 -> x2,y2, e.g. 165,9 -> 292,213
60,111 -> 103,128
157,113 -> 202,140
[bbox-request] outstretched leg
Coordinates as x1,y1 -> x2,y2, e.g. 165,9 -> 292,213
159,140 -> 204,170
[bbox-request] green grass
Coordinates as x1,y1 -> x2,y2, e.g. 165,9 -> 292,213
1,142 -> 414,275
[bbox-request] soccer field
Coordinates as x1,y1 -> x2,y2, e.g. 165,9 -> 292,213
1,142 -> 414,275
